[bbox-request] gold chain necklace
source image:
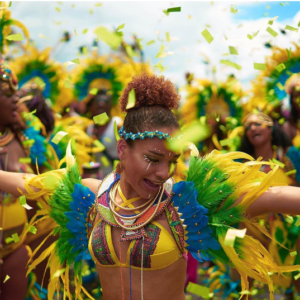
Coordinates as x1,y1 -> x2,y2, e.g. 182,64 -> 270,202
109,181 -> 165,230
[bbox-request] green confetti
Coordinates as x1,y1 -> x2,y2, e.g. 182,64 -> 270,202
268,16 -> 278,25
114,121 -> 120,142
93,140 -> 106,151
231,6 -> 238,14
201,28 -> 214,44
113,160 -> 120,170
89,88 -> 98,95
298,21 -> 300,27
19,195 -> 32,210
74,29 -> 78,36
82,46 -> 87,55
9,1 -> 11,7
285,169 -> 297,176
89,8 -> 93,14
167,122 -> 211,152
27,224 -> 37,234
125,45 -> 135,58
295,216 -> 300,226
94,26 -> 122,49
247,30 -> 259,40
229,46 -> 238,55
290,251 -> 297,257
155,45 -> 165,58
166,32 -> 170,42
295,273 -> 300,280
146,40 -> 155,46
286,47 -> 292,60
167,7 -> 181,12
266,26 -> 278,37
6,233 -> 20,244
163,10 -> 169,16
103,137 -> 112,143
100,156 -> 110,167
116,23 -> 125,31
276,63 -> 286,72
71,58 -> 80,64
19,158 -> 32,164
55,7 -> 61,12
6,33 -> 24,41
126,89 -> 136,110
280,2 -> 285,6
22,139 -> 35,146
93,112 -> 109,126
34,77 -> 45,88
276,82 -> 284,90
187,282 -> 210,298
254,63 -> 266,70
286,215 -> 294,224
220,60 -> 242,70
3,275 -> 10,283
95,3 -> 102,6
51,131 -> 68,145
285,25 -> 298,32
154,60 -> 164,72
52,269 -> 66,279
266,5 -> 270,9
82,28 -> 88,34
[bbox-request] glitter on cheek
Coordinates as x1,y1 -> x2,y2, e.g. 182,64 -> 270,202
146,162 -> 152,171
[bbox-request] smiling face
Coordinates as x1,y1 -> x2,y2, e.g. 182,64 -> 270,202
245,115 -> 272,147
0,81 -> 19,129
117,126 -> 180,200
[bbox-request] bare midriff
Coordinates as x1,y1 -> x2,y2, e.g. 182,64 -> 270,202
97,257 -> 187,300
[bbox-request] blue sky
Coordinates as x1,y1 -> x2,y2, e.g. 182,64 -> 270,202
8,1 -> 300,91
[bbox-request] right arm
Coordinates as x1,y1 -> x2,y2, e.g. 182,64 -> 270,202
0,170 -> 36,197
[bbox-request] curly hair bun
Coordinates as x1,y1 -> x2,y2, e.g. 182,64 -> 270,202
119,73 -> 180,113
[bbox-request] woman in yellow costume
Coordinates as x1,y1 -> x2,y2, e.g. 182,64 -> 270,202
1,73 -> 300,300
71,52 -> 150,177
181,75 -> 244,155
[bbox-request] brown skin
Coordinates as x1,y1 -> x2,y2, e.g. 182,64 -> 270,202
83,127 -> 187,300
2,127 -> 300,299
282,89 -> 300,140
0,83 -> 29,300
245,115 -> 274,160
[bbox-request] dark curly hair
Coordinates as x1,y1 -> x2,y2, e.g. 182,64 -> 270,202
119,73 -> 180,147
239,125 -> 292,156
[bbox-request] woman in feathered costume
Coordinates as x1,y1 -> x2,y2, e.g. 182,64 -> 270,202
2,73 -> 300,300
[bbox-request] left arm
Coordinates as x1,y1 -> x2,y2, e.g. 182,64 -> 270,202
244,186 -> 300,217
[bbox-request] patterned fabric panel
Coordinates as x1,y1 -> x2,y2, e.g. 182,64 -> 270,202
87,205 -> 98,239
165,203 -> 185,254
91,221 -> 116,265
130,223 -> 161,268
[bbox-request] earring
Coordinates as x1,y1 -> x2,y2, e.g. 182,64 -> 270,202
116,161 -> 124,174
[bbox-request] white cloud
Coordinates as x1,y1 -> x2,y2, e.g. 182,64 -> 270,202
7,1 -> 300,94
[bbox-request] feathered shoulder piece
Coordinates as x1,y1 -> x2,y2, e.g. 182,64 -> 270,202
174,149 -> 300,300
21,142 -> 96,299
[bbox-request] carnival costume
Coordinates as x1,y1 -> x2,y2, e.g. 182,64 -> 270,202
17,115 -> 300,300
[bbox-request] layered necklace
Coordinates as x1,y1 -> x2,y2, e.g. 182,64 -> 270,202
0,128 -> 14,149
109,180 -> 165,231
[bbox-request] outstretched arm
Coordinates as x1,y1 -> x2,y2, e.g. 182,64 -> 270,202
244,186 -> 300,218
0,170 -> 36,197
